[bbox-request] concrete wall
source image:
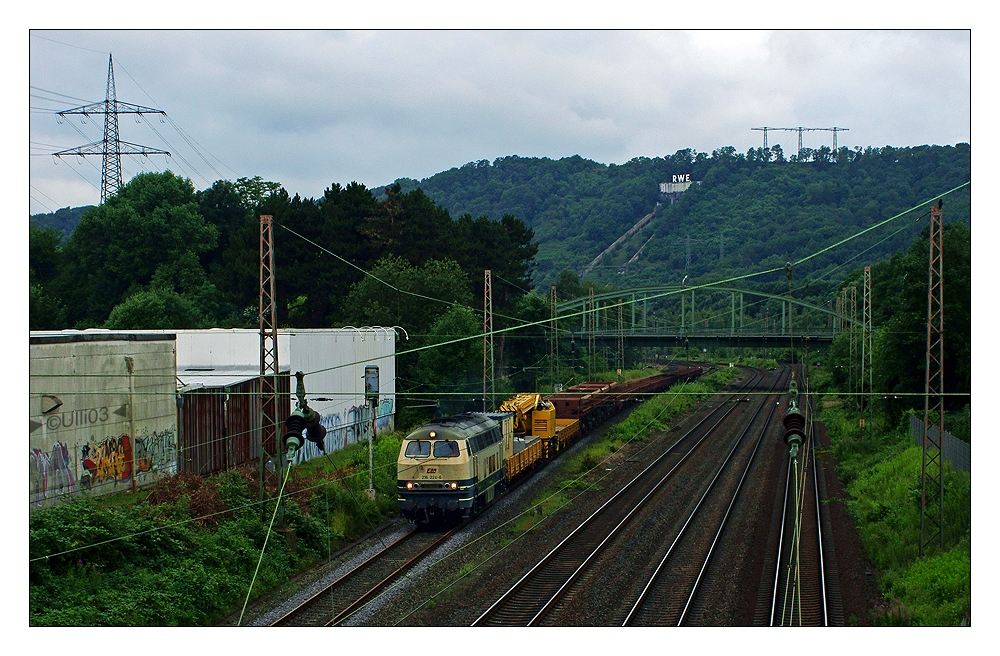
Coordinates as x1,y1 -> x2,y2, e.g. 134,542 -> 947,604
29,334 -> 178,508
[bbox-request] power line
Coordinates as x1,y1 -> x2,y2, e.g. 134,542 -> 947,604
30,32 -> 108,55
115,57 -> 233,181
30,85 -> 98,104
29,184 -> 60,208
135,114 -> 207,185
163,115 -> 229,180
30,195 -> 54,213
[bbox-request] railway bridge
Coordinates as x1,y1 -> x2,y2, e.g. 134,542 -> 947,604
553,285 -> 846,350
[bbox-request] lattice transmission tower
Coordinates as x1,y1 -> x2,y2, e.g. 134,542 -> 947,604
549,285 -> 558,387
53,54 -> 169,204
751,126 -> 849,160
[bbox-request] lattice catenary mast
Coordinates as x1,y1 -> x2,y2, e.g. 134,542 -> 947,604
861,266 -> 873,426
259,215 -> 280,516
921,201 -> 945,555
550,285 -> 558,387
483,270 -> 495,412
53,54 -> 169,204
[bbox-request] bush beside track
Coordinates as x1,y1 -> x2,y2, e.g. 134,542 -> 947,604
29,436 -> 406,626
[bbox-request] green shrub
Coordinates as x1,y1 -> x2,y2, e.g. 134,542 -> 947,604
28,438 -> 407,626
845,446 -> 923,569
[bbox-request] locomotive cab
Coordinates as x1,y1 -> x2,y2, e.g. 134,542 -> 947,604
397,414 -> 505,526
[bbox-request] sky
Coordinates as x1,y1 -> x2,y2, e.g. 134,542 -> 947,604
26,25 -> 972,214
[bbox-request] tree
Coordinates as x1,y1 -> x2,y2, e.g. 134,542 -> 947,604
501,291 -> 549,392
409,304 -> 482,417
343,256 -> 473,332
30,284 -> 63,330
196,179 -> 247,276
829,221 -> 971,421
104,288 -> 202,329
872,222 -> 970,418
233,176 -> 282,212
343,255 -> 475,413
30,226 -> 65,329
29,226 -> 63,287
55,171 -> 219,327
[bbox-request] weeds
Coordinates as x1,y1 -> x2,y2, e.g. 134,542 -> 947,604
818,396 -> 971,625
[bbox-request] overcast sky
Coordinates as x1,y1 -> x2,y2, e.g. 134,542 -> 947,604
27,27 -> 971,214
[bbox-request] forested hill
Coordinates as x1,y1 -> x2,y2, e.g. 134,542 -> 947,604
385,144 -> 970,290
30,205 -> 93,238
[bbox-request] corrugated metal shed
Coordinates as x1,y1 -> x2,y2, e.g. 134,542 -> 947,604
178,374 -> 290,475
170,330 -> 293,475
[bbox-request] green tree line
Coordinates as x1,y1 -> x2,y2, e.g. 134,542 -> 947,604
29,172 -> 544,423
825,221 -> 971,419
813,220 -> 970,625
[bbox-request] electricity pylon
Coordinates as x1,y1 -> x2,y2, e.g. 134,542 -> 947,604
756,126 -> 849,160
53,54 -> 169,203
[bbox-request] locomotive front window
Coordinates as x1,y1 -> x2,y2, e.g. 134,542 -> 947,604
433,440 -> 461,458
404,440 -> 431,457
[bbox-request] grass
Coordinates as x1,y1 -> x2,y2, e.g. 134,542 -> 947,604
817,400 -> 971,625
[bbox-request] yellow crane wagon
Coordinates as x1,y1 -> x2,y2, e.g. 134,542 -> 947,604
498,393 -> 579,473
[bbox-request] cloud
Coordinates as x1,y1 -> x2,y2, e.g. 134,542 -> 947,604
28,29 -> 971,211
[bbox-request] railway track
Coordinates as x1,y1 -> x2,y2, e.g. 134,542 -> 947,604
471,368 -> 772,627
271,526 -> 457,626
622,368 -> 790,626
763,368 -> 840,626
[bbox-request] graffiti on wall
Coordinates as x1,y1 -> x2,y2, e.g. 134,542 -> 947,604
30,442 -> 76,507
78,428 -> 177,491
377,398 -> 393,430
135,427 -> 178,483
80,434 -> 132,489
290,398 -> 395,465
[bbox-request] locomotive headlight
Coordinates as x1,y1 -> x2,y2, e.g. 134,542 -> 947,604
406,481 -> 414,490
429,431 -> 437,438
449,482 -> 458,489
